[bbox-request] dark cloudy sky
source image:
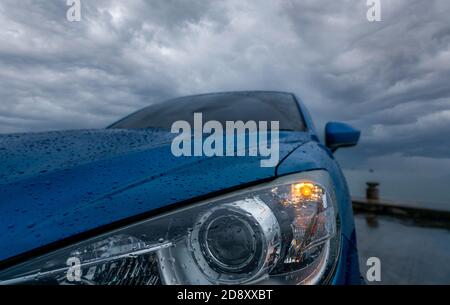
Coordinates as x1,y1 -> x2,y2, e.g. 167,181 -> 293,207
0,0 -> 449,203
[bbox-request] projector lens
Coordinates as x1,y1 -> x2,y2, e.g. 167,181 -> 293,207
201,213 -> 261,273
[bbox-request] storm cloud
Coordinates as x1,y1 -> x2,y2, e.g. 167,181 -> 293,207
0,0 -> 449,202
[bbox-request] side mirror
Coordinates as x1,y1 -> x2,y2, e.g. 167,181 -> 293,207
325,122 -> 360,152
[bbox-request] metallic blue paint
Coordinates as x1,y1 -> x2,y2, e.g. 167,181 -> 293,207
0,94 -> 361,284
325,122 -> 361,151
0,129 -> 308,261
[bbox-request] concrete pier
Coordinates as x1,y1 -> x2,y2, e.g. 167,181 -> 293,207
352,182 -> 450,284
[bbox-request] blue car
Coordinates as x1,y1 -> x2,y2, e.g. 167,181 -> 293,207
0,91 -> 361,285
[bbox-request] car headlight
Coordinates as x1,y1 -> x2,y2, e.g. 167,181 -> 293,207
0,170 -> 340,285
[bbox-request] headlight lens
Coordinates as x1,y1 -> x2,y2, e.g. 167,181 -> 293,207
202,213 -> 259,271
0,170 -> 340,285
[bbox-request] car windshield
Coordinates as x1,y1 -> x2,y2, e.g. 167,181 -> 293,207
109,92 -> 306,131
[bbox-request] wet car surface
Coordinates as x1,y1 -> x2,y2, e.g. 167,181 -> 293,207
0,92 -> 362,285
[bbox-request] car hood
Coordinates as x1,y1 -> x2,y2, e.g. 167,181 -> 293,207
0,129 -> 312,261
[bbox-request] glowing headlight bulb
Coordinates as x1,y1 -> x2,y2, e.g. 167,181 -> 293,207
291,182 -> 315,200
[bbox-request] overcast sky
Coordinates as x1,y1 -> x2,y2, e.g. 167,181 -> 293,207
0,0 -> 449,203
